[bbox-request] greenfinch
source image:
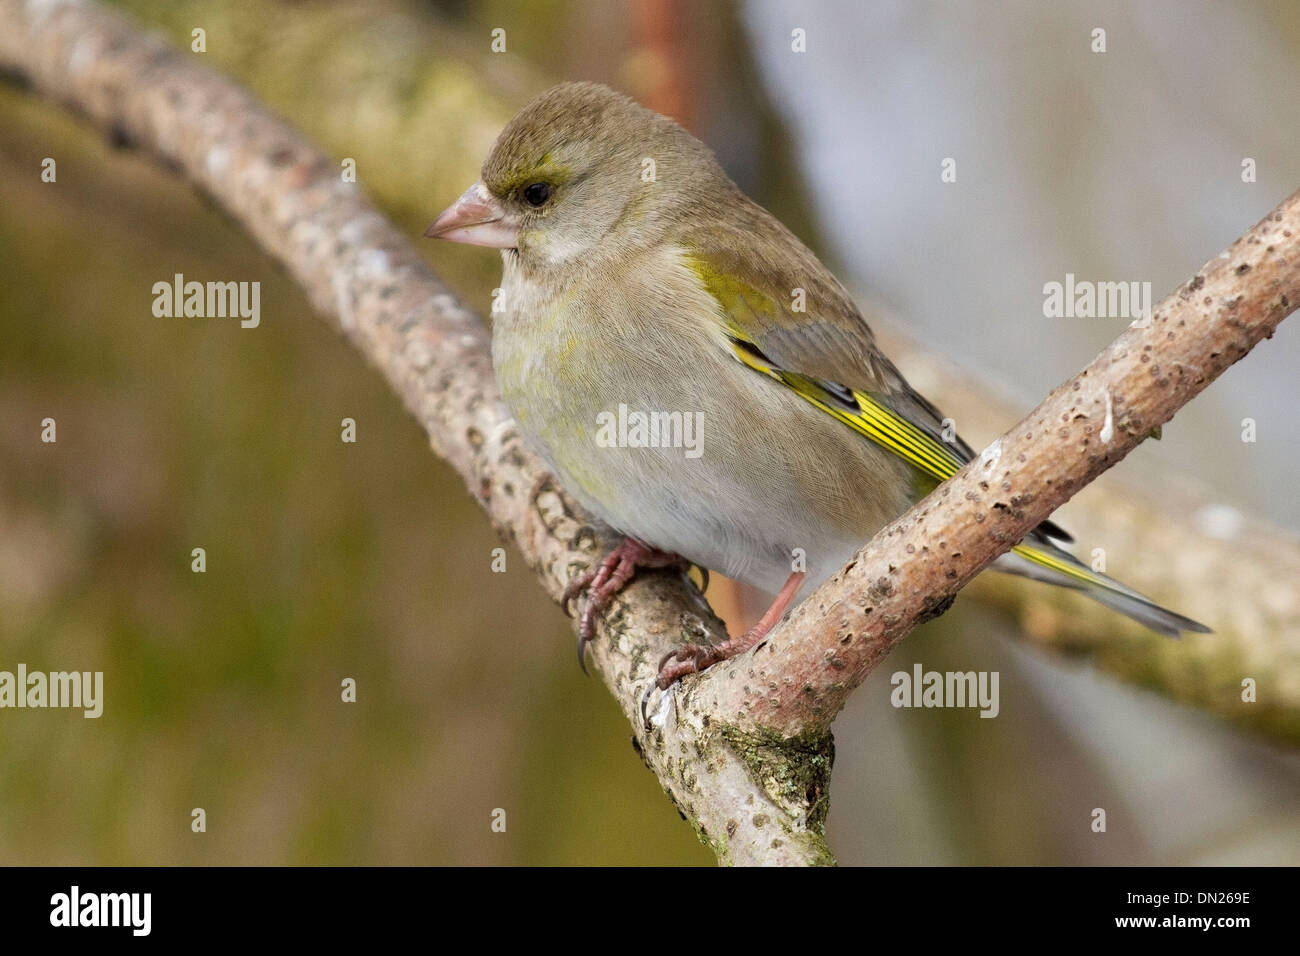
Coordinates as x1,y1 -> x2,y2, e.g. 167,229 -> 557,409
427,82 -> 1208,687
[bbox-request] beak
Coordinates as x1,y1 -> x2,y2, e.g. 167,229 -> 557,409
424,182 -> 518,248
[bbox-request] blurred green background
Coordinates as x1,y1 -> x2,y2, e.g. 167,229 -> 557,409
2,0 -> 1297,865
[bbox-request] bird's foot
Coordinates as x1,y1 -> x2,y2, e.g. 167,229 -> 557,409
654,640 -> 733,689
640,629 -> 768,730
653,569 -> 807,690
565,537 -> 689,673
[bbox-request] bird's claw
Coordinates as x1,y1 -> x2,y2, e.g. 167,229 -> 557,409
694,566 -> 710,594
561,567 -> 598,614
655,642 -> 725,690
639,641 -> 720,729
639,681 -> 658,728
637,641 -> 731,729
639,678 -> 676,730
562,538 -> 694,675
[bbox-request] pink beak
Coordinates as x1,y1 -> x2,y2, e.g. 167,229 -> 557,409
424,182 -> 518,248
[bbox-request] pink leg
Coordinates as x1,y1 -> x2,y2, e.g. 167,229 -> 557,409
565,537 -> 689,673
656,570 -> 806,689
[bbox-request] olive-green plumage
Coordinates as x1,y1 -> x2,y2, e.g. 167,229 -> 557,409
435,81 -> 1208,637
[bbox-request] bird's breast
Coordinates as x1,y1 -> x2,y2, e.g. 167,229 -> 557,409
489,249 -> 911,593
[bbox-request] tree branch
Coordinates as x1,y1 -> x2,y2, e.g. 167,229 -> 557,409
689,198 -> 1300,737
94,0 -> 1300,743
0,0 -> 827,865
872,327 -> 1300,743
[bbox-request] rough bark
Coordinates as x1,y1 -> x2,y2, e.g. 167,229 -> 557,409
0,0 -> 826,865
90,0 -> 1300,742
871,326 -> 1300,743
688,203 -> 1300,737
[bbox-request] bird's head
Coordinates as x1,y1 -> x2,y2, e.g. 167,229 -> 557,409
426,82 -> 721,269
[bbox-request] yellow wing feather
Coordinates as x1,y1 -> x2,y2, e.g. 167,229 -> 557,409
730,339 -> 1106,586
729,339 -> 963,482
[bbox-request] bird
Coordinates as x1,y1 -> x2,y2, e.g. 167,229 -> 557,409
425,81 -> 1209,689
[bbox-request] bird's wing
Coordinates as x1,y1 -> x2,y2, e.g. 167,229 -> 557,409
678,209 -> 1221,636
682,212 -> 1072,544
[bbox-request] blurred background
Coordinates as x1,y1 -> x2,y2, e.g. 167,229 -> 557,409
1,0 -> 1298,865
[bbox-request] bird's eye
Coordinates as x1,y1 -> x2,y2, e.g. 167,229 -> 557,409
522,182 -> 551,206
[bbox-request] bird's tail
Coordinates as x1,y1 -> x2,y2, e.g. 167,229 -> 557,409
994,538 -> 1211,637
